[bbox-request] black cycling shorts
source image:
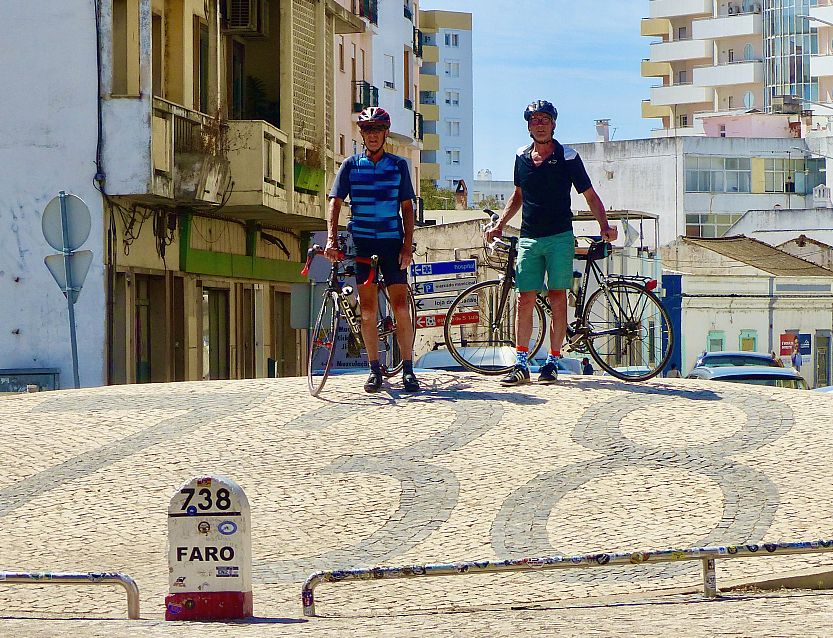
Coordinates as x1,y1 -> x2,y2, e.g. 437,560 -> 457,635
352,237 -> 408,286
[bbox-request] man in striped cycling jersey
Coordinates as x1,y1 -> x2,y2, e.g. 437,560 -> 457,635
326,107 -> 420,393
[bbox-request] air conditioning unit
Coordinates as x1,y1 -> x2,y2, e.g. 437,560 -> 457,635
223,0 -> 269,38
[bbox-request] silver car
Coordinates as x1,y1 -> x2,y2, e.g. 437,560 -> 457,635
686,365 -> 807,390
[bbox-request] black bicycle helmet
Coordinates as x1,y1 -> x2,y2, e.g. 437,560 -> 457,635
524,99 -> 558,122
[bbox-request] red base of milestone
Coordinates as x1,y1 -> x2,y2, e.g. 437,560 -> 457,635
165,591 -> 253,621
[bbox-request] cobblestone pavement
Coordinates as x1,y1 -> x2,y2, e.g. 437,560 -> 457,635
1,372 -> 833,636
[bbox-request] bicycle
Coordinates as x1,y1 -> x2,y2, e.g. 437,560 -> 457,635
301,236 -> 417,396
442,213 -> 673,382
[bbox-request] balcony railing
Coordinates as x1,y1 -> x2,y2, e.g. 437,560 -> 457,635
404,4 -> 413,20
352,0 -> 378,25
404,97 -> 414,110
413,27 -> 424,58
352,81 -> 379,113
414,111 -> 424,140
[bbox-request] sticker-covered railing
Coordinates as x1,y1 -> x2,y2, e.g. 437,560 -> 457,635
0,571 -> 140,619
301,539 -> 833,616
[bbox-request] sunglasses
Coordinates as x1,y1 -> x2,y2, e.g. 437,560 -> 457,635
360,125 -> 388,133
529,117 -> 553,126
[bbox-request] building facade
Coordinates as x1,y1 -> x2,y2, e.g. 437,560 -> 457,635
0,0 -> 360,388
418,10 -> 473,199
642,0 -> 833,136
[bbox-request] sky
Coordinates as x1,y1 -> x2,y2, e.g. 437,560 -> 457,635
418,0 -> 654,180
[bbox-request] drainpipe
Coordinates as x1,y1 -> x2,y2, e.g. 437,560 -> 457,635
768,276 -> 775,353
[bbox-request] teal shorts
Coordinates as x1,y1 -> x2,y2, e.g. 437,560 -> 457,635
515,231 -> 575,292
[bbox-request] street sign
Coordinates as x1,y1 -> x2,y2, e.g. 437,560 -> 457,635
411,259 -> 477,277
415,294 -> 478,313
166,476 -> 253,621
412,277 -> 476,296
44,251 -> 93,304
415,311 -> 479,330
42,193 -> 91,252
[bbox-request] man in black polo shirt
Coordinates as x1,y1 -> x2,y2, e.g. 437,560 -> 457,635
486,99 -> 617,386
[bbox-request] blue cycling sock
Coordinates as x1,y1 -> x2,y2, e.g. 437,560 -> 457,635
515,349 -> 529,369
546,353 -> 559,366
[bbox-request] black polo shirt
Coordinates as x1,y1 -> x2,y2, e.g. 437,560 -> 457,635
513,140 -> 593,239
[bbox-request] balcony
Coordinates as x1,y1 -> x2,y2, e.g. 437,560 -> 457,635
811,54 -> 833,78
810,3 -> 833,27
414,111 -> 424,140
692,13 -> 762,40
649,0 -> 711,19
225,120 -> 290,219
404,4 -> 413,20
422,162 -> 440,181
422,44 -> 439,63
642,100 -> 672,119
151,98 -> 230,205
422,132 -> 439,151
352,80 -> 379,112
694,60 -> 763,87
649,38 -> 711,63
650,83 -> 712,105
419,103 -> 439,121
641,59 -> 672,77
413,27 -> 424,58
641,17 -> 671,37
404,97 -> 414,110
352,0 -> 378,25
420,72 -> 439,91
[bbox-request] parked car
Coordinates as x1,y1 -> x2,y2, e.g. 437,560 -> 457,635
529,356 -> 582,375
686,365 -> 807,390
693,351 -> 781,370
415,346 -> 516,372
813,385 -> 833,394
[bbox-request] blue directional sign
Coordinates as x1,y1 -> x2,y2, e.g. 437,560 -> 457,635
412,276 -> 476,296
411,259 -> 477,277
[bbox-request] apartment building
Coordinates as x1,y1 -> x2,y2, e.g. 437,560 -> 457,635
0,0 -> 361,388
418,10 -> 473,200
641,0 -> 833,136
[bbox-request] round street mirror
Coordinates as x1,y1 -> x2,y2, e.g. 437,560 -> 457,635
42,193 -> 91,252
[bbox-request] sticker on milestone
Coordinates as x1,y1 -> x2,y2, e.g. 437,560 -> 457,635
216,566 -> 239,578
218,521 -> 238,536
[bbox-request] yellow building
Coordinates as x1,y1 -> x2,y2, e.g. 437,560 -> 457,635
104,0 -> 361,383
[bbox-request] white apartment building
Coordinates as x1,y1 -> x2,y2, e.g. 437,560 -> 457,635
471,169 -> 515,208
642,0 -> 833,136
418,10 -> 473,200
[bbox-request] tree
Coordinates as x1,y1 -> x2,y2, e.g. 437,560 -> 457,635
420,179 -> 456,210
475,195 -> 503,211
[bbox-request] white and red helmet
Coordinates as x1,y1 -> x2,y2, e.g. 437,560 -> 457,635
357,106 -> 391,128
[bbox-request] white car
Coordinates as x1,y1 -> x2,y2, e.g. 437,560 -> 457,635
415,346 -> 516,372
813,385 -> 833,394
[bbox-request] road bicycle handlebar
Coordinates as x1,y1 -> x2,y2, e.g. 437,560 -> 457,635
300,245 -> 379,286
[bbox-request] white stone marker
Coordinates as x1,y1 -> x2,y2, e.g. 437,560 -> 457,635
165,476 -> 252,621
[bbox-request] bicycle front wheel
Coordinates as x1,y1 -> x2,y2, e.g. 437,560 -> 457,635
377,284 -> 417,377
308,293 -> 341,396
583,282 -> 672,381
443,280 -> 546,375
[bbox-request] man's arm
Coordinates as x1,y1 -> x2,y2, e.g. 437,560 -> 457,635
399,199 -> 415,269
325,197 -> 343,261
582,187 -> 618,243
485,186 -> 522,242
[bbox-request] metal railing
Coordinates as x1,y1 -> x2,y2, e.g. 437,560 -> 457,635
414,111 -> 424,140
301,538 -> 833,616
352,0 -> 378,25
352,81 -> 379,113
1,571 -> 140,619
404,3 -> 413,20
404,97 -> 414,110
413,27 -> 424,58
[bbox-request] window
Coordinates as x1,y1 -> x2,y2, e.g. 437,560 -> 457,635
684,213 -> 744,238
685,156 -> 751,193
678,70 -> 687,84
445,90 -> 460,105
339,134 -> 345,156
727,95 -> 734,109
744,90 -> 755,109
679,114 -> 689,128
728,49 -> 734,63
678,26 -> 687,40
192,17 -> 209,113
384,54 -> 395,89
708,331 -> 726,353
764,158 -> 825,194
339,36 -> 345,72
444,60 -> 460,77
444,32 -> 459,47
739,330 -> 757,352
744,43 -> 754,61
446,120 -> 460,136
445,149 -> 461,165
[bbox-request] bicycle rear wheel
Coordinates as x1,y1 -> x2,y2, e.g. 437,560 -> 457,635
307,293 -> 341,396
444,280 -> 546,375
377,284 -> 416,377
583,282 -> 672,381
